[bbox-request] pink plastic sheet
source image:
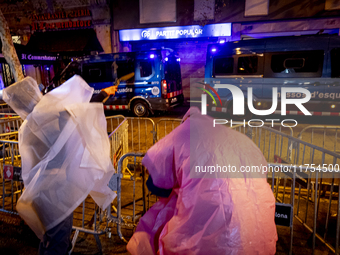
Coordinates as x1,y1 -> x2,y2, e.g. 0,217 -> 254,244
127,107 -> 277,255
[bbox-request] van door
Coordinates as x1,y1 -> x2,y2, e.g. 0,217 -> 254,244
108,57 -> 136,107
134,57 -> 156,97
82,61 -> 115,94
164,57 -> 183,106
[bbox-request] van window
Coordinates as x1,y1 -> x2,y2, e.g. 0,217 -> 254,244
58,62 -> 81,85
139,61 -> 153,77
237,56 -> 258,74
82,62 -> 113,83
331,48 -> 340,77
214,57 -> 234,75
270,51 -> 323,74
115,60 -> 135,79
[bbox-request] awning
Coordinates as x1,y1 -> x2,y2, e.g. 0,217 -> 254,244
26,29 -> 103,55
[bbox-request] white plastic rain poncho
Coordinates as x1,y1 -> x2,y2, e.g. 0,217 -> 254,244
127,107 -> 277,255
3,75 -> 116,240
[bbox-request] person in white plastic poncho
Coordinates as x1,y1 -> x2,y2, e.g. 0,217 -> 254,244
127,107 -> 278,255
3,75 -> 118,254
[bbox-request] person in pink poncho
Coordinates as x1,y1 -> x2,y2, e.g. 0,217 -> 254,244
127,107 -> 277,255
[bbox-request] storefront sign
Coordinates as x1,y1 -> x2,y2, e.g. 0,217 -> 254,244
21,54 -> 57,61
119,23 -> 231,41
31,8 -> 92,31
31,9 -> 91,21
32,20 -> 92,31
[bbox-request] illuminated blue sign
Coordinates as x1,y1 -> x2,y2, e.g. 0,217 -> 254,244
119,23 -> 231,41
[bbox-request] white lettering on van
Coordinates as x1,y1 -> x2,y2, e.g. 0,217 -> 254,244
117,88 -> 133,93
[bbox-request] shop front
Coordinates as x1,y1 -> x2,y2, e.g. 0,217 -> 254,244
1,4 -> 111,88
0,46 -> 59,89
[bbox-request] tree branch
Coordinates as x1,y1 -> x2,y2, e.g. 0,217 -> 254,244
0,8 -> 24,82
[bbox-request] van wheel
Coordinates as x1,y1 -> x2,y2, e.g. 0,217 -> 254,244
132,100 -> 149,117
227,101 -> 253,120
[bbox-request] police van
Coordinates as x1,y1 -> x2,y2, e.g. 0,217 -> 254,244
56,49 -> 183,116
204,34 -> 340,118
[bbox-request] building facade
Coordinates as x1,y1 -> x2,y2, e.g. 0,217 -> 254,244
0,0 -> 112,88
2,0 -> 340,93
113,0 -> 340,98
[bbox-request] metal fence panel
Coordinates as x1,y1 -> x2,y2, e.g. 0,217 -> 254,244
0,133 -> 22,216
107,153 -> 152,242
297,125 -> 340,154
0,117 -> 23,134
156,118 -> 182,141
0,103 -> 17,118
106,116 -> 156,154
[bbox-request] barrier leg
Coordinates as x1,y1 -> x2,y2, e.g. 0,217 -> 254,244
313,172 -> 319,255
336,186 -> 340,255
289,172 -> 296,255
69,229 -> 79,255
142,166 -> 146,214
94,234 -> 103,255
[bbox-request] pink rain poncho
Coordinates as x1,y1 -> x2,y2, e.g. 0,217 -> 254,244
3,76 -> 116,240
127,107 -> 277,255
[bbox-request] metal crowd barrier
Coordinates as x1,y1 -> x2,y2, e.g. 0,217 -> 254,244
297,125 -> 340,154
242,125 -> 340,255
0,116 -> 23,134
0,103 -> 17,118
107,121 -> 340,255
106,116 -> 156,153
71,117 -> 155,253
107,153 -> 151,242
106,115 -> 125,133
70,197 -> 107,254
0,132 -> 22,215
109,118 -> 128,174
70,118 -> 130,253
1,115 -> 340,255
156,118 -> 182,141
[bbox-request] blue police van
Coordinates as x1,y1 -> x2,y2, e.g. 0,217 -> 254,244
204,34 -> 340,118
56,49 -> 183,116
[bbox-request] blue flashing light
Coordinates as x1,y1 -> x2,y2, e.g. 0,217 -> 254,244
165,57 -> 168,61
211,48 -> 217,53
176,58 -> 180,62
45,67 -> 50,71
150,54 -> 155,59
219,39 -> 226,44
